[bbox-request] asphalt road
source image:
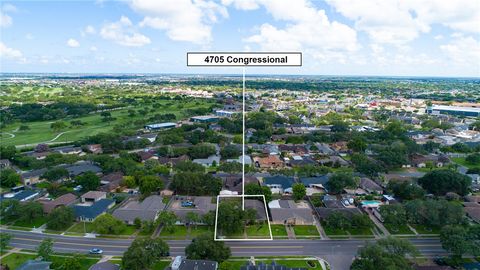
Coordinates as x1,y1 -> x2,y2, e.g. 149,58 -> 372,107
2,229 -> 447,269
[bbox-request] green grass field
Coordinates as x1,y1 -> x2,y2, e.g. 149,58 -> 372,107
410,224 -> 441,234
271,225 -> 288,238
189,226 -> 211,237
1,253 -> 37,269
384,224 -> 415,235
0,99 -> 214,147
50,255 -> 100,270
67,222 -> 96,234
293,225 -> 320,238
159,226 -> 188,238
258,259 -> 324,270
12,216 -> 47,228
452,157 -> 480,170
246,223 -> 271,238
151,260 -> 172,270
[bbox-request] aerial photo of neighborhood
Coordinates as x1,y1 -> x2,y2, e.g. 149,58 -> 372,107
0,1 -> 479,270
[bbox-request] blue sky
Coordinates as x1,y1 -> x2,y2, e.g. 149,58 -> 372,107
1,0 -> 479,76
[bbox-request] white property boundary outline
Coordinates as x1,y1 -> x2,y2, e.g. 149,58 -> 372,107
214,194 -> 273,241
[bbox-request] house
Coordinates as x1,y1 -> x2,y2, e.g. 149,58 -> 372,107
316,207 -> 363,221
52,145 -> 84,155
330,141 -> 349,152
263,176 -> 294,194
315,143 -> 335,155
1,189 -> 39,202
244,199 -> 268,220
299,175 -> 329,195
85,144 -> 103,154
17,259 -> 52,270
215,110 -> 237,118
190,115 -> 219,123
89,262 -> 120,270
63,161 -> 102,177
21,168 -> 47,185
100,172 -> 124,192
193,155 -> 220,167
240,261 -> 306,270
226,155 -> 252,165
410,154 -> 449,168
322,194 -> 355,208
171,256 -> 218,270
253,155 -> 284,169
72,199 -> 115,222
144,122 -> 176,131
214,173 -> 242,194
136,150 -> 157,162
318,155 -> 349,167
158,155 -> 189,166
463,202 -> 480,223
268,200 -> 314,225
40,193 -> 77,214
278,144 -> 308,155
287,156 -> 316,167
81,191 -> 107,203
113,195 -> 165,224
138,133 -> 158,143
359,178 -> 384,194
168,196 -> 217,223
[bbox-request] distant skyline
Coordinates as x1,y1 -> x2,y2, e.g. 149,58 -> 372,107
1,0 -> 479,77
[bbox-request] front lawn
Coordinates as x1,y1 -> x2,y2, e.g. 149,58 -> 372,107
411,224 -> 441,234
246,223 -> 271,238
159,226 -> 188,238
189,226 -> 211,237
12,216 -> 47,228
117,225 -> 137,235
292,225 -> 320,238
348,227 -> 374,236
452,157 -> 480,170
258,259 -> 323,270
384,224 -> 415,235
1,253 -> 37,269
151,260 -> 172,270
50,255 -> 99,270
271,225 -> 288,238
67,222 -> 96,234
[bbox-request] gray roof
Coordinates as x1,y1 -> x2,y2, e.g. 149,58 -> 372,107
72,199 -> 114,219
179,259 -> 218,270
63,161 -> 102,176
270,208 -> 314,224
316,207 -> 362,219
113,195 -> 164,222
244,199 -> 267,220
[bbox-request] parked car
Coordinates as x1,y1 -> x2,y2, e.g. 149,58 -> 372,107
181,201 -> 194,207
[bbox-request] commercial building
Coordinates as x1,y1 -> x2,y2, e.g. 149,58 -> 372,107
144,122 -> 177,131
426,105 -> 480,117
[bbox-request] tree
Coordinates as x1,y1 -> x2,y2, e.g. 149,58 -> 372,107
134,218 -> 142,229
75,171 -> 100,191
93,214 -> 126,235
42,167 -> 69,182
0,168 -> 20,188
220,145 -> 240,159
326,172 -> 356,194
351,237 -> 418,270
37,238 -> 54,260
440,225 -> 480,261
185,212 -> 200,228
19,125 -> 30,131
379,204 -> 407,229
174,161 -> 205,173
188,144 -> 216,159
466,153 -> 480,164
387,181 -> 425,201
158,211 -> 177,233
0,233 -> 11,251
351,214 -> 373,230
60,256 -> 82,270
348,137 -> 367,152
18,202 -> 43,223
122,238 -> 169,270
51,121 -> 67,131
404,199 -> 464,227
325,212 -> 350,230
217,200 -> 244,235
46,206 -> 75,231
244,183 -> 272,202
292,183 -> 306,201
138,175 -> 164,196
351,153 -> 385,177
0,145 -> 17,159
185,234 -> 231,263
418,169 -> 471,196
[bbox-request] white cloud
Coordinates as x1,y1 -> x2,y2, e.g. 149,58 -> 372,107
67,38 -> 80,47
0,42 -> 23,59
81,25 -> 96,36
25,33 -> 34,40
221,0 -> 259,10
2,4 -> 17,13
0,11 -> 12,27
90,46 -> 98,51
237,0 -> 358,63
132,0 -> 228,44
325,0 -> 480,45
440,36 -> 480,67
100,16 -> 151,47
